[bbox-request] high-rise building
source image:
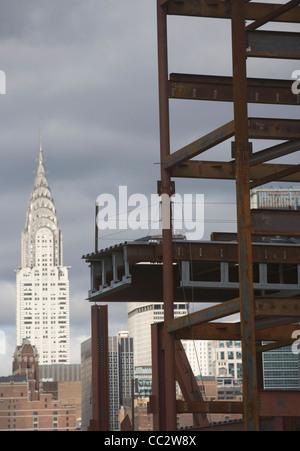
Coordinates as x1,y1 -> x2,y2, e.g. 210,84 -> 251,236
250,187 -> 300,210
109,331 -> 134,431
16,145 -> 70,365
263,345 -> 300,391
80,338 -> 92,432
212,340 -> 243,381
81,332 -> 134,432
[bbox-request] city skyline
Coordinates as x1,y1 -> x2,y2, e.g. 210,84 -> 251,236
0,0 -> 300,376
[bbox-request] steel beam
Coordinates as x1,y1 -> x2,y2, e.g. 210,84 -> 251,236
168,298 -> 241,333
250,141 -> 300,167
175,340 -> 210,428
164,121 -> 234,169
259,390 -> 300,417
256,297 -> 300,317
177,390 -> 300,417
169,74 -> 299,106
171,160 -> 300,183
251,209 -> 300,236
175,322 -> 298,341
151,322 -> 167,431
247,30 -> 300,59
249,118 -> 300,140
246,0 -> 300,31
250,164 -> 300,188
177,400 -> 244,415
230,0 -> 258,430
90,305 -> 109,431
165,118 -> 300,170
157,0 -> 177,431
169,297 -> 300,333
164,0 -> 300,23
257,340 -> 294,352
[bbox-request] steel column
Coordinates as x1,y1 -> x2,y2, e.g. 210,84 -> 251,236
231,0 -> 259,431
157,0 -> 177,431
90,305 -> 109,431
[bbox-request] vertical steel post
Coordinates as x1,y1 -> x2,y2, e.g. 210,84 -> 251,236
90,305 -> 110,431
156,0 -> 177,431
151,322 -> 167,431
231,0 -> 259,431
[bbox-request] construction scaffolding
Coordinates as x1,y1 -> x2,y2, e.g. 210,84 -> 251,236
84,0 -> 300,432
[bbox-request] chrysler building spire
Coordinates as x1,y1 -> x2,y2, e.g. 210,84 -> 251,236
16,145 -> 70,365
22,146 -> 61,269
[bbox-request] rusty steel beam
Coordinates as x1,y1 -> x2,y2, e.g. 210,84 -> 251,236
165,118 -> 300,170
164,0 -> 300,23
171,160 -> 300,183
247,30 -> 300,59
257,340 -> 294,352
169,297 -> 300,334
168,298 -> 241,334
256,297 -> 300,317
177,390 -> 300,417
164,121 -> 234,169
175,322 -> 299,342
151,322 -> 167,431
251,209 -> 300,236
177,400 -> 244,415
92,239 -> 300,265
246,0 -> 300,31
249,118 -> 300,140
250,141 -> 300,167
90,305 -> 109,431
175,340 -> 210,428
250,163 -> 300,188
229,0 -> 258,430
156,0 -> 177,431
169,74 -> 299,106
259,390 -> 300,417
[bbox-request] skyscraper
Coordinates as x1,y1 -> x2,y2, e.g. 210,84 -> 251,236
16,144 -> 70,365
127,301 -> 212,376
109,332 -> 134,431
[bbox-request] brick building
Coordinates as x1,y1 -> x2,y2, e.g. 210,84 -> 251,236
0,339 -> 76,431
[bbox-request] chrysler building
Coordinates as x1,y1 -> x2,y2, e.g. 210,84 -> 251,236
16,144 -> 70,364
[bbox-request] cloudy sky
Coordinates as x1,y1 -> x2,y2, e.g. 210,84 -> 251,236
0,0 -> 299,375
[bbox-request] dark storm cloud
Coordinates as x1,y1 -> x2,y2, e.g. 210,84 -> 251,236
0,1 -> 299,374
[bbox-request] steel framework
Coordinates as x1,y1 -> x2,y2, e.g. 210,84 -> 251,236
84,0 -> 300,432
155,0 -> 300,432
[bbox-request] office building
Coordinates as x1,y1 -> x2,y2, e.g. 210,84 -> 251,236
81,332 -> 134,431
15,145 -> 70,364
212,340 -> 243,381
250,187 -> 300,210
0,339 -> 76,431
263,346 -> 300,391
80,338 -> 92,432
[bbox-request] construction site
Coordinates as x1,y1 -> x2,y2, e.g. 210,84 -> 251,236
83,0 -> 300,432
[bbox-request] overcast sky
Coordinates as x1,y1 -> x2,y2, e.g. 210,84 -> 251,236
0,0 -> 299,375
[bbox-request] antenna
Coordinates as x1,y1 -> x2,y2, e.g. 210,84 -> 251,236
39,112 -> 43,153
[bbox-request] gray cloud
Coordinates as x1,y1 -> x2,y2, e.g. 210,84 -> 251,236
0,1 -> 299,375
